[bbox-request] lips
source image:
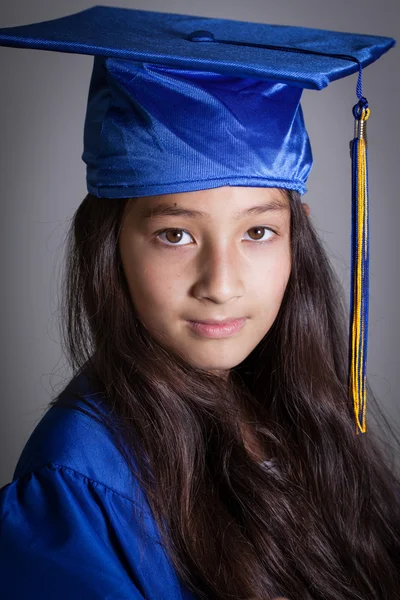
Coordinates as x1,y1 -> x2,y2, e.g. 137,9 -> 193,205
186,317 -> 247,338
188,318 -> 246,325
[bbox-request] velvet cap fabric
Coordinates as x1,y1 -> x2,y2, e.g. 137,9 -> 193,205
0,6 -> 395,198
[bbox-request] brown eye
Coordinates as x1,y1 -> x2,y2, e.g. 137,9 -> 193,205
165,229 -> 184,244
243,226 -> 275,244
247,227 -> 267,240
156,229 -> 193,246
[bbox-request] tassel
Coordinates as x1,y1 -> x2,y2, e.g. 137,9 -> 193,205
348,96 -> 370,435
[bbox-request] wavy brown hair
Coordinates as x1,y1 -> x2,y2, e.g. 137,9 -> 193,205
53,189 -> 400,600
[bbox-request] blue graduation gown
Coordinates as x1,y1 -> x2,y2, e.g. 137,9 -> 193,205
0,371 -> 198,599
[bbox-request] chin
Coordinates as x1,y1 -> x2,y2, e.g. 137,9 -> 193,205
183,352 -> 250,372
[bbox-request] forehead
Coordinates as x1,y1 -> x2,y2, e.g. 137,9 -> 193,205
126,186 -> 290,221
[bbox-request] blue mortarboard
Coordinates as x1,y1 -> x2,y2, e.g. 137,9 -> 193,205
0,6 -> 394,197
0,6 -> 395,434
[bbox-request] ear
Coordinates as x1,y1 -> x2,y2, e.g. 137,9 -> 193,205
302,202 -> 310,217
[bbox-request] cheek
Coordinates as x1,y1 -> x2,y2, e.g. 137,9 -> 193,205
250,245 -> 291,315
122,250 -> 184,319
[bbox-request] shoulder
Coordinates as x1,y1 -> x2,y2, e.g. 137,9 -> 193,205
0,451 -> 195,599
0,370 -> 198,599
11,368 -> 137,502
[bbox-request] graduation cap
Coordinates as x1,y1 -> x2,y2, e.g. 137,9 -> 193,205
0,6 -> 395,434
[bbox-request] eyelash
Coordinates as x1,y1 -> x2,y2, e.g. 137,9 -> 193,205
154,226 -> 278,248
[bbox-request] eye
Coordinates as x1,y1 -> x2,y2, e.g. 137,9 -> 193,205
155,227 -> 276,247
156,229 -> 193,246
243,227 -> 275,243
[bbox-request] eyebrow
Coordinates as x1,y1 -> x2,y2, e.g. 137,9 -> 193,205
140,196 -> 289,221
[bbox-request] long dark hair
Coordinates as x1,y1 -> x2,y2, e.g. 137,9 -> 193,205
53,189 -> 400,600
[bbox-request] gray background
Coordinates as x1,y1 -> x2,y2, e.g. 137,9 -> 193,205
0,0 -> 398,487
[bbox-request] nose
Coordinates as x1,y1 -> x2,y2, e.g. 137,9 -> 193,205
191,240 -> 245,304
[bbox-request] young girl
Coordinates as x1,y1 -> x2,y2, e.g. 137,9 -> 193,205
0,7 -> 399,600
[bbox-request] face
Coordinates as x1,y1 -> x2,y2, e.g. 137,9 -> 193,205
119,186 -> 294,378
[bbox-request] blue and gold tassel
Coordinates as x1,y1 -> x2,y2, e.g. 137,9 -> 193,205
349,82 -> 370,435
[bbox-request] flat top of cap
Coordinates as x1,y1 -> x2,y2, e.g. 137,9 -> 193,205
0,5 -> 395,90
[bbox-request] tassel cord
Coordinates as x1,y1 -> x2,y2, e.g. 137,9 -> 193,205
349,102 -> 370,435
